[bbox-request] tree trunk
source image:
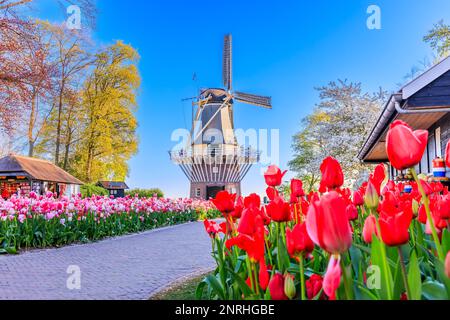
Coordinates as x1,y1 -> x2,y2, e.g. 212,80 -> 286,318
28,91 -> 37,157
62,129 -> 72,170
55,81 -> 65,165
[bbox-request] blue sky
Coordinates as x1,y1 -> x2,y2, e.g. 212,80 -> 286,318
35,0 -> 450,197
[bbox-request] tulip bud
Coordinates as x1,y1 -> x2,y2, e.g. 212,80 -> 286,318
284,273 -> 296,300
364,182 -> 379,210
412,199 -> 419,217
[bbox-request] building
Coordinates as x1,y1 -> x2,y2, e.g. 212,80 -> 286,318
358,56 -> 450,183
97,181 -> 129,198
170,35 -> 271,200
0,154 -> 83,198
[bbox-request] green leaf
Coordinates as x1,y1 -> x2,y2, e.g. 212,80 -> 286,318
349,245 -> 362,276
422,281 -> 447,300
356,285 -> 379,300
225,267 -> 253,298
392,257 -> 403,300
441,229 -> 450,254
407,251 -> 422,300
370,236 -> 394,300
205,274 -> 225,300
195,280 -> 207,300
433,259 -> 450,299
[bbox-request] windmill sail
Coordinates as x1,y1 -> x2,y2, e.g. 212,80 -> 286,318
223,34 -> 232,91
234,91 -> 272,109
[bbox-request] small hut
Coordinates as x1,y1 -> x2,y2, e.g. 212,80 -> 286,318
97,181 -> 129,198
359,56 -> 450,186
0,154 -> 83,198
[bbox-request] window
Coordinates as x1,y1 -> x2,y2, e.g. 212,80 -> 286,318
195,188 -> 201,197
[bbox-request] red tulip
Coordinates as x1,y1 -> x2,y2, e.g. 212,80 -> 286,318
203,220 -> 222,238
306,191 -> 353,254
231,196 -> 244,219
362,215 -> 378,244
265,195 -> 291,222
369,164 -> 386,195
346,204 -> 358,221
211,191 -> 236,213
259,260 -> 270,291
289,193 -> 298,204
306,274 -> 325,300
266,187 -> 278,201
244,193 -> 261,209
446,141 -> 450,168
353,190 -> 364,206
445,251 -> 450,279
379,204 -> 413,247
226,232 -> 265,263
264,165 -> 287,187
286,223 -> 314,259
291,179 -> 305,198
238,207 -> 264,236
323,255 -> 342,300
320,157 -> 344,189
386,120 -> 428,171
436,195 -> 450,220
269,273 -> 288,300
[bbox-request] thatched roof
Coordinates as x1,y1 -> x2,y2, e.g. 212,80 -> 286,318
0,154 -> 83,185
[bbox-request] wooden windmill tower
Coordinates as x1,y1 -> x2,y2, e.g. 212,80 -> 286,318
170,34 -> 272,199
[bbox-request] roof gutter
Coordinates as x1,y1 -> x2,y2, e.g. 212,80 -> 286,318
357,94 -> 400,161
358,94 -> 450,161
394,101 -> 450,114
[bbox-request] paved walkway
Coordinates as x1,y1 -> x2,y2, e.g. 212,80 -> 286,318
0,222 -> 215,300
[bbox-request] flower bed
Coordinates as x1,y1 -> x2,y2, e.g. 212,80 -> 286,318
200,121 -> 450,301
0,194 -> 217,253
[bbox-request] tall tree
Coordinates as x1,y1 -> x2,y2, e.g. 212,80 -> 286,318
424,20 -> 450,60
37,21 -> 92,165
71,41 -> 140,183
289,80 -> 387,190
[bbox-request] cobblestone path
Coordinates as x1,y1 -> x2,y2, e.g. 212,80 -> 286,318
0,222 -> 214,300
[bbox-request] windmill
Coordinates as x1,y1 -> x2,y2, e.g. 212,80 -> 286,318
170,34 -> 272,199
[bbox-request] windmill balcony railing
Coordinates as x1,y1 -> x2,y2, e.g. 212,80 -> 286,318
169,146 -> 260,163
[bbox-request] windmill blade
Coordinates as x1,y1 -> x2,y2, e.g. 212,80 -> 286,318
234,91 -> 272,109
223,34 -> 232,91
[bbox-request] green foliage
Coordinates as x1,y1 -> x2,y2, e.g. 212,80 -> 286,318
71,41 -> 141,183
80,184 -> 109,198
424,20 -> 450,59
126,188 -> 164,198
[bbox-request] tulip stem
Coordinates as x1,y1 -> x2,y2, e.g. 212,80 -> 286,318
246,257 -> 255,293
276,223 -> 282,272
340,257 -> 354,300
374,215 -> 394,300
397,246 -> 412,300
410,168 -> 445,262
265,236 -> 273,267
253,264 -> 260,296
294,203 -> 298,225
299,254 -> 306,300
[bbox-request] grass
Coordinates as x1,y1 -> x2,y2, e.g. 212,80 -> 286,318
150,272 -> 212,300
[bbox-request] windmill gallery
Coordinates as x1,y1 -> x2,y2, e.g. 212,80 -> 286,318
170,34 -> 272,200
